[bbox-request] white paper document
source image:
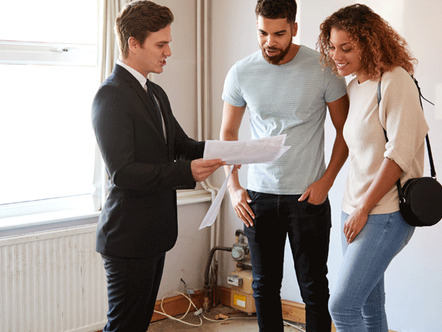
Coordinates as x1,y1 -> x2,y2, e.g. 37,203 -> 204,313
199,135 -> 290,230
199,166 -> 233,230
203,134 -> 290,164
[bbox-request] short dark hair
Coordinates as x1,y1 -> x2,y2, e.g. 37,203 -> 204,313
115,0 -> 174,58
255,0 -> 297,24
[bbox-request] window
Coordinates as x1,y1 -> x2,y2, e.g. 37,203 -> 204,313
0,0 -> 100,228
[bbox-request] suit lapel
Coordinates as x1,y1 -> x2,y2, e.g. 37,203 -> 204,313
132,81 -> 167,137
113,65 -> 166,139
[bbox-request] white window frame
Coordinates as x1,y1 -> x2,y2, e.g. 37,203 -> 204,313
0,39 -> 101,233
0,40 -> 96,66
0,1 -> 215,235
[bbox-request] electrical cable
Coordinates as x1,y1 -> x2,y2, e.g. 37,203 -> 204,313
153,291 -> 203,327
153,291 -> 259,328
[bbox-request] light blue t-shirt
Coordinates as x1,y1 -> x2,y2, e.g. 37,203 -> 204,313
222,45 -> 347,195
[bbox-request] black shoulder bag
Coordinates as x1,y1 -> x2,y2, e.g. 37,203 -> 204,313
377,77 -> 442,227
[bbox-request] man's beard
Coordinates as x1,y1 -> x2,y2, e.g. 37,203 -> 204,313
261,42 -> 291,64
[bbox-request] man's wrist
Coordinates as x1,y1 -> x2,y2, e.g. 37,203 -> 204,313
227,182 -> 242,192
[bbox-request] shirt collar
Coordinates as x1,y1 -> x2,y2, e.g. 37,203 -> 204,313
117,59 -> 147,90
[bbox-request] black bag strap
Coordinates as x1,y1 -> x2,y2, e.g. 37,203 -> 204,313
377,75 -> 437,202
411,77 -> 436,178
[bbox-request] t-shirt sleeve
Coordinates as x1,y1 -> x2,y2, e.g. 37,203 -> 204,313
380,69 -> 429,172
222,64 -> 246,107
323,66 -> 348,103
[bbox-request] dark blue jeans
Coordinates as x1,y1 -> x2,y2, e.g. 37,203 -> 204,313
101,253 -> 165,332
244,190 -> 332,332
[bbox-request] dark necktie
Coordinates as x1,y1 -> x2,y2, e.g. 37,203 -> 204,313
146,79 -> 164,137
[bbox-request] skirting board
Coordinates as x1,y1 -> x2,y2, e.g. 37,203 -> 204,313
149,287 -> 315,327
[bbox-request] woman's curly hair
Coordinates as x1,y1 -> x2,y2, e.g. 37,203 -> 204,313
317,4 -> 416,80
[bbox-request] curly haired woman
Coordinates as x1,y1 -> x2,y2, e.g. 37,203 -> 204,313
317,4 -> 429,331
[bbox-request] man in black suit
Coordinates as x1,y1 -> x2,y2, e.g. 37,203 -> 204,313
91,1 -> 224,331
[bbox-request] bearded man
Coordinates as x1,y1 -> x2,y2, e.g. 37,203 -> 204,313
219,0 -> 349,331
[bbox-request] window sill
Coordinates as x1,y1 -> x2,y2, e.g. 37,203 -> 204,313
177,189 -> 213,205
0,189 -> 213,237
0,209 -> 100,237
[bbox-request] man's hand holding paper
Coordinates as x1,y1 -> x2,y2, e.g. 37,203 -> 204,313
199,135 -> 290,230
191,158 -> 226,182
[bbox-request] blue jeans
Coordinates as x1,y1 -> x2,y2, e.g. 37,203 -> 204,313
244,190 -> 332,332
329,211 -> 414,331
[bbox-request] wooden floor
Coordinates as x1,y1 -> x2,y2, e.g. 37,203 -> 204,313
148,305 -> 306,331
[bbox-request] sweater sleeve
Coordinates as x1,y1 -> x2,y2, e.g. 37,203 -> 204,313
379,67 -> 429,172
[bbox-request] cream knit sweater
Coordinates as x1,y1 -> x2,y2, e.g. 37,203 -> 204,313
342,67 -> 429,215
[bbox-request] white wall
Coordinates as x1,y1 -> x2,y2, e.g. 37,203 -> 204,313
158,202 -> 212,298
153,0 -> 199,137
210,1 -> 442,331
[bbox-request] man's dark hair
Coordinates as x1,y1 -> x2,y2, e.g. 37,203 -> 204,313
115,0 -> 174,58
255,0 -> 297,24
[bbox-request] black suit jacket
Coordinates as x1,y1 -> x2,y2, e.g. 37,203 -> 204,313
92,64 -> 205,257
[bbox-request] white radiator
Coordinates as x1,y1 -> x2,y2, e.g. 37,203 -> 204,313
0,224 -> 107,332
